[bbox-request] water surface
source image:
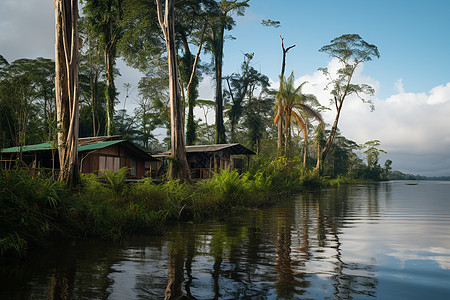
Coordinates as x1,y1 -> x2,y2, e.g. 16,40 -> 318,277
1,181 -> 450,299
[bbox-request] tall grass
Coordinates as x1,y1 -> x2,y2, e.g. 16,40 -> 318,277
1,161 -> 330,258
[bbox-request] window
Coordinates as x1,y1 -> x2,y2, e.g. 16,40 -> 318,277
131,159 -> 137,176
99,155 -> 120,172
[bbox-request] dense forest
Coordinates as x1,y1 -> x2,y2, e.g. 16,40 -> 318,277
0,0 -> 392,181
0,0 -> 405,260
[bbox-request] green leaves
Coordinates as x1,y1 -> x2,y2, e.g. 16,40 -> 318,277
318,34 -> 380,109
319,34 -> 380,63
261,19 -> 281,28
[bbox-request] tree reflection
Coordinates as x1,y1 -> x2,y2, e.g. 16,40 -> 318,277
161,186 -> 381,299
164,249 -> 186,300
275,212 -> 295,298
3,185 -> 389,299
307,187 -> 379,298
48,268 -> 75,300
164,224 -> 194,300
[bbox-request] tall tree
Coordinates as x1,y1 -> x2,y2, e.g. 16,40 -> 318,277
156,0 -> 190,180
206,0 -> 249,144
175,0 -> 213,145
318,34 -> 380,166
243,90 -> 274,152
0,57 -> 55,148
321,130 -> 362,178
277,36 -> 295,155
275,73 -> 323,159
78,15 -> 106,137
225,52 -> 269,142
363,139 -> 386,169
82,0 -> 123,136
54,0 -> 81,186
136,64 -> 170,150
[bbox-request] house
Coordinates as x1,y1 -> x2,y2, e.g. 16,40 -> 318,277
152,143 -> 256,179
0,136 -> 157,179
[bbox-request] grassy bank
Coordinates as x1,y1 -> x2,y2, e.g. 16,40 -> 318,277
1,158 -> 355,258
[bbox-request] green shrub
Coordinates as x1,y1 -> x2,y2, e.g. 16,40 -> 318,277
0,169 -> 66,257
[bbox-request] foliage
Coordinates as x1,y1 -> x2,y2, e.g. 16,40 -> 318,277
0,57 -> 55,148
204,0 -> 250,144
101,167 -> 131,199
321,131 -> 362,178
224,52 -> 269,142
243,91 -> 275,152
363,140 -> 386,169
261,156 -> 324,191
275,73 -> 323,158
318,34 -> 380,165
0,162 -> 338,259
0,169 -> 66,257
81,0 -> 125,136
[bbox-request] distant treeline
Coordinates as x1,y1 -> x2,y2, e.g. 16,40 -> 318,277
389,170 -> 450,181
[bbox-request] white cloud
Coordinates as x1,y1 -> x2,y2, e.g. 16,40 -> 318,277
395,78 -> 405,94
388,246 -> 450,270
427,82 -> 450,105
268,59 -> 450,176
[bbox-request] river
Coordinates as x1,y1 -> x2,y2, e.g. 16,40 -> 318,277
1,181 -> 450,299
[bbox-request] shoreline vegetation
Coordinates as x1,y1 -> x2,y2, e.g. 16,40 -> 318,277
1,158 -> 362,259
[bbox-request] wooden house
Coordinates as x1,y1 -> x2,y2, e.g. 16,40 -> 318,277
152,143 -> 255,179
0,136 -> 157,179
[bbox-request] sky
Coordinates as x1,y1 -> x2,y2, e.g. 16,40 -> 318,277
1,0 -> 450,176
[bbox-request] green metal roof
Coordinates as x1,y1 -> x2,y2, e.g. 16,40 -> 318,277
78,140 -> 124,152
1,142 -> 53,153
1,140 -> 125,153
1,139 -> 157,161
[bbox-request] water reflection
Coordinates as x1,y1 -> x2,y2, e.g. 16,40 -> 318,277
159,186 -> 382,299
2,182 -> 450,299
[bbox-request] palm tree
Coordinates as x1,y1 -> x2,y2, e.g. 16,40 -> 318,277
274,73 -> 323,165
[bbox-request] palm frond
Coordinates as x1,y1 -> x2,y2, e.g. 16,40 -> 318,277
292,111 -> 307,134
296,103 -> 323,124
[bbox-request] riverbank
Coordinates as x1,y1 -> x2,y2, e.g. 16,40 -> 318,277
0,160 -> 357,259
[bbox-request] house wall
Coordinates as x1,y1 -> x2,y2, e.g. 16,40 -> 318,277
80,144 -> 146,178
2,143 -> 150,179
186,149 -> 234,179
1,151 -> 56,173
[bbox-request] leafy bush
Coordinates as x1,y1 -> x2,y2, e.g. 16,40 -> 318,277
0,169 -> 66,257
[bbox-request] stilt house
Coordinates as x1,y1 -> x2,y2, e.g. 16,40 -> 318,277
0,136 -> 157,179
152,143 -> 256,179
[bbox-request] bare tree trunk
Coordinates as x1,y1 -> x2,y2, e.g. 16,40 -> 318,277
103,0 -> 121,137
277,36 -> 295,156
213,27 -> 227,144
185,23 -> 206,146
156,0 -> 191,181
88,40 -> 98,137
303,125 -> 308,168
322,101 -> 343,163
105,49 -> 115,136
284,108 -> 291,156
54,0 -> 80,187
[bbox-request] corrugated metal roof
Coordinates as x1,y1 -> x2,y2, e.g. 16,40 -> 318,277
0,142 -> 54,153
78,139 -> 124,151
156,143 -> 255,156
78,135 -> 122,146
1,140 -> 124,153
2,140 -> 158,161
186,143 -> 255,155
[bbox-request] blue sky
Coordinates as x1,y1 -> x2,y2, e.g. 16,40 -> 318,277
222,0 -> 450,99
1,0 -> 450,176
